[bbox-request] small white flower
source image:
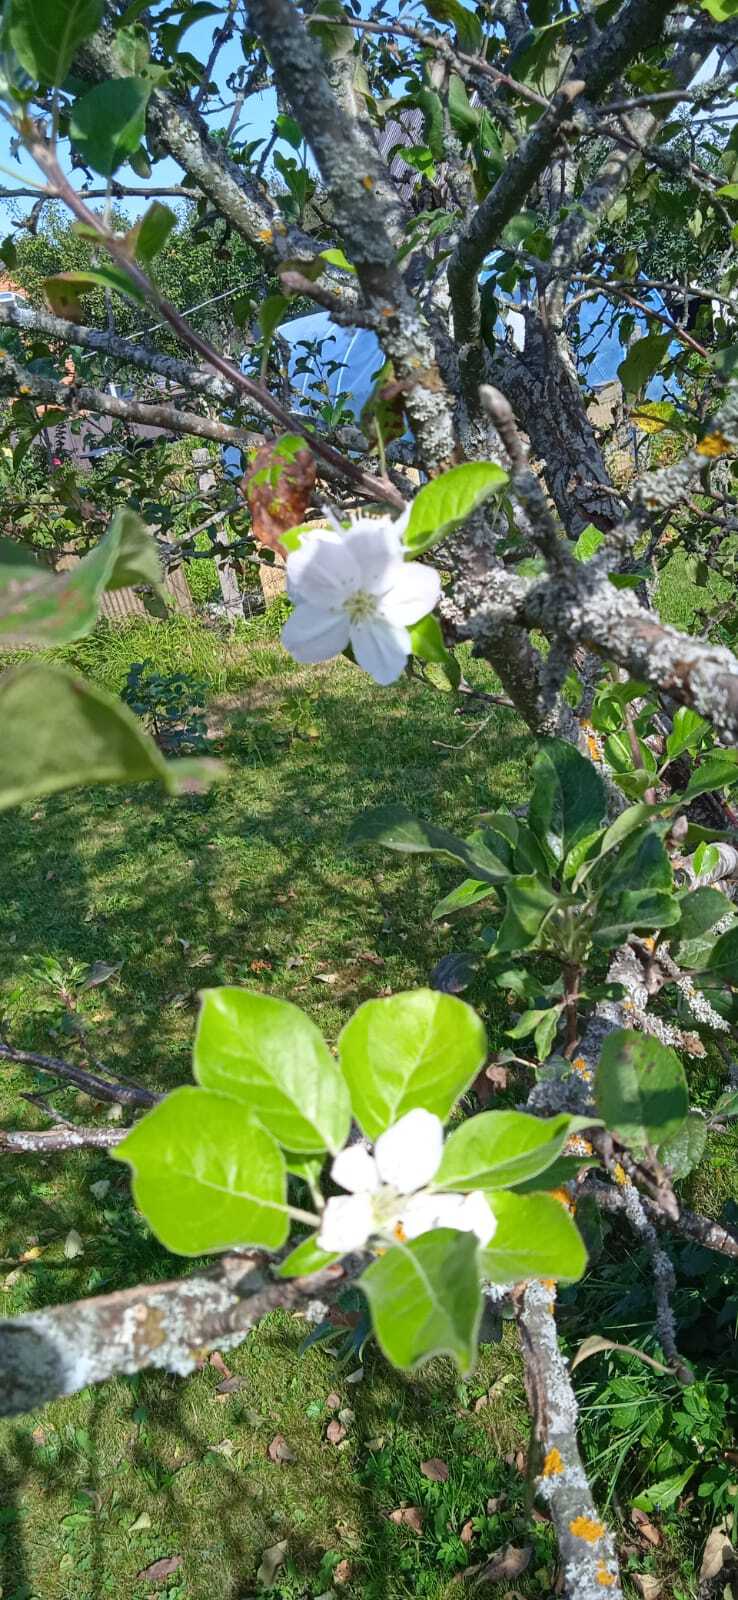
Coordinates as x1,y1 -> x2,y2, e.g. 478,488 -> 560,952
316,1107 -> 496,1256
280,510 -> 441,685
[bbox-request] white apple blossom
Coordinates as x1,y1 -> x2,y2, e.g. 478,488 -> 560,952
317,1107 -> 497,1256
280,509 -> 441,686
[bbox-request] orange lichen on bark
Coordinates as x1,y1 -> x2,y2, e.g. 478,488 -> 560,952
596,1560 -> 617,1587
569,1516 -> 605,1543
542,1447 -> 564,1477
696,431 -> 732,458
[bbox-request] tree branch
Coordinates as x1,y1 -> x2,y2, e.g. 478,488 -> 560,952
518,1280 -> 622,1599
0,1126 -> 125,1153
0,1251 -> 355,1417
0,1042 -> 158,1108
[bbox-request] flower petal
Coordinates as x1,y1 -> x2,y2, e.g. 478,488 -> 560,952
350,618 -> 410,685
316,1193 -> 373,1254
286,533 -> 361,607
401,1192 -> 465,1240
377,561 -> 442,627
459,1190 -> 497,1246
374,1108 -> 444,1193
331,1143 -> 380,1194
343,521 -> 405,596
281,604 -> 351,664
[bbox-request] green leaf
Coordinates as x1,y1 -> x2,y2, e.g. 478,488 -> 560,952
258,293 -> 289,348
6,0 -> 103,85
276,1235 -> 339,1278
276,112 -> 302,149
592,825 -> 679,947
194,988 -> 351,1155
528,738 -> 607,869
70,77 -> 151,176
404,463 -> 508,556
495,874 -> 558,954
617,331 -> 672,395
595,1030 -> 688,1150
703,925 -> 738,981
572,523 -> 605,562
665,707 -> 708,762
481,1191 -> 587,1285
506,1004 -> 564,1062
684,758 -> 738,800
338,989 -> 486,1140
361,1230 -> 481,1373
348,805 -> 511,884
133,201 -> 177,265
512,1153 -> 600,1193
448,73 -> 479,140
431,878 -> 496,921
424,0 -> 482,52
699,0 -> 738,18
408,613 -> 461,689
44,267 -> 144,319
632,1466 -> 695,1513
0,508 -> 160,645
674,886 -> 734,947
658,1111 -> 707,1180
712,1088 -> 738,1119
114,1087 -> 289,1255
434,1110 -> 595,1192
319,247 -> 356,273
0,663 -> 218,812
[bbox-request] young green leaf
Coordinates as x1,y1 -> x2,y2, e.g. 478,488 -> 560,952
683,758 -> 738,800
44,267 -> 144,319
404,463 -> 508,556
702,924 -> 738,981
6,0 -> 103,86
348,805 -> 511,884
133,201 -> 177,265
528,737 -> 607,869
114,1087 -> 290,1255
658,1111 -> 707,1180
434,1110 -> 596,1191
431,878 -> 496,921
338,989 -> 486,1140
70,77 -> 151,176
361,1229 -> 482,1373
495,875 -> 558,955
665,706 -> 708,763
194,989 -> 351,1154
0,663 -> 218,812
617,331 -> 672,395
0,507 -> 160,646
276,1235 -> 339,1278
595,1030 -> 688,1150
481,1191 -> 587,1284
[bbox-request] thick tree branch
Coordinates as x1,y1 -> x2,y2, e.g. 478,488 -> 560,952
245,0 -> 458,472
518,1281 -> 622,1599
0,1252 -> 354,1417
0,1126 -> 125,1153
448,0 -> 678,345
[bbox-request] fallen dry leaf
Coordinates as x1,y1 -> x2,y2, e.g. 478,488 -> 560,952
256,1539 -> 288,1588
486,1496 -> 503,1515
314,972 -> 338,985
268,1433 -> 296,1464
63,1229 -> 84,1260
700,1520 -> 733,1583
137,1555 -> 183,1582
420,1458 -> 449,1483
389,1506 -> 423,1533
475,1544 -> 531,1583
325,1392 -> 341,1412
31,1426 -> 47,1446
326,1420 -> 347,1445
211,1438 -> 235,1458
631,1508 -> 661,1547
334,1558 -> 352,1585
460,1520 -> 475,1545
632,1576 -> 662,1600
215,1375 -> 247,1397
209,1351 -> 233,1380
129,1511 -> 152,1533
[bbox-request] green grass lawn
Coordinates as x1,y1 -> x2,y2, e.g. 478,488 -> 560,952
0,615 -> 544,1600
0,607 -> 736,1600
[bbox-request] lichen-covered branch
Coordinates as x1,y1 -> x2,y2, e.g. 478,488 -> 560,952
518,1280 -> 622,1598
0,1126 -> 125,1153
0,1253 -> 354,1418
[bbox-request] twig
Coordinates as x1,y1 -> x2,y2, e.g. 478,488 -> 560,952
0,1126 -> 125,1153
0,1043 -> 158,1108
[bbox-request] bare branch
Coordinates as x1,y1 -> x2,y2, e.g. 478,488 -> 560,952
518,1280 -> 622,1599
0,1042 -> 158,1108
0,1251 -> 354,1417
0,1126 -> 125,1153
